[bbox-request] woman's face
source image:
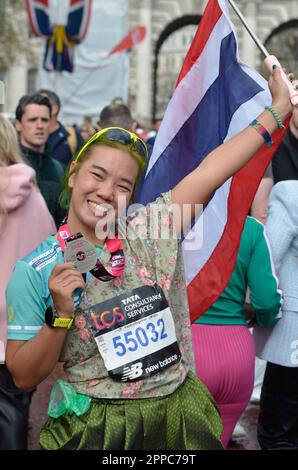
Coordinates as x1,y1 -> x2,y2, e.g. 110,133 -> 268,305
68,144 -> 139,239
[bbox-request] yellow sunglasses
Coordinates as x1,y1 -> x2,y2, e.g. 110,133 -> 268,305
75,126 -> 148,164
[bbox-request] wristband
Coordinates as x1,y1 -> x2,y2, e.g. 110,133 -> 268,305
52,317 -> 74,329
265,105 -> 285,129
45,306 -> 74,329
250,119 -> 273,147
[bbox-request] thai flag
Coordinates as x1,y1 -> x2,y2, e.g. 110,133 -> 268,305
136,0 -> 289,323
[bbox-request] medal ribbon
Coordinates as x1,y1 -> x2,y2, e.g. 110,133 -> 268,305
57,222 -> 125,281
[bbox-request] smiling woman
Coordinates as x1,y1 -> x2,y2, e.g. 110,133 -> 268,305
59,127 -> 147,212
0,115 -> 56,450
4,70 -> 292,450
67,145 -> 139,244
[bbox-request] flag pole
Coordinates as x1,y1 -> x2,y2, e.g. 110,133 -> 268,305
228,0 -> 268,58
228,0 -> 298,106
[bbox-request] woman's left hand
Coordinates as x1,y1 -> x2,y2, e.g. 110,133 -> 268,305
269,66 -> 293,119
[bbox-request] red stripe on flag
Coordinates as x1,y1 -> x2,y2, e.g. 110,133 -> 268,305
70,0 -> 83,6
80,0 -> 92,41
188,116 -> 291,323
26,0 -> 38,36
176,0 -> 222,86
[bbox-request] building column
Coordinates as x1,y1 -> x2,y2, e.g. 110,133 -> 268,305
6,57 -> 27,113
135,0 -> 152,125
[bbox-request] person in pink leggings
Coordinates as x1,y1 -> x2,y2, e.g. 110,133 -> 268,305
192,216 -> 282,447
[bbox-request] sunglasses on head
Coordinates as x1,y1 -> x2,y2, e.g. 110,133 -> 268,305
75,127 -> 148,163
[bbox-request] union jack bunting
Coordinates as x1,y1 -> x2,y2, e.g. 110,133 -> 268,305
25,0 -> 92,72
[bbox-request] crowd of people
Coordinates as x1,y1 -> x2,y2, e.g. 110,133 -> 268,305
0,70 -> 297,451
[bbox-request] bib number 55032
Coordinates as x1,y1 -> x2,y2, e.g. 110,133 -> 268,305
112,318 -> 167,357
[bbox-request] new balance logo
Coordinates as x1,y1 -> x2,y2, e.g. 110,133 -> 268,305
121,362 -> 143,381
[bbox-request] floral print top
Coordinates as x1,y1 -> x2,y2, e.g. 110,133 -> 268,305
7,191 -> 194,399
60,192 -> 195,399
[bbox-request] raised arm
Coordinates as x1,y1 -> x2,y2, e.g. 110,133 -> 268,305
172,67 -> 292,233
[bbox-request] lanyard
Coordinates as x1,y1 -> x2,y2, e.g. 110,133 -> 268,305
57,222 -> 125,281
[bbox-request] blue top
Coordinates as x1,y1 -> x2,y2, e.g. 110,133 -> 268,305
254,181 -> 298,367
48,122 -> 83,167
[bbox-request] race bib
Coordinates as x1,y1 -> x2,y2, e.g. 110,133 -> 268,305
87,284 -> 181,382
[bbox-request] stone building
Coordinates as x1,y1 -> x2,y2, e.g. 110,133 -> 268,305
129,0 -> 298,123
1,0 -> 297,125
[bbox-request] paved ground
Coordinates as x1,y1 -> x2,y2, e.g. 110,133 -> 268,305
227,404 -> 260,450
28,364 -> 64,451
28,367 -> 260,451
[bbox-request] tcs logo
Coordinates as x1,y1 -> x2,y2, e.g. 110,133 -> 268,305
91,306 -> 125,331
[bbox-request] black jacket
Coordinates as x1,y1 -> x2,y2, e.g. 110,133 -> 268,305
272,128 -> 298,183
20,143 -> 65,226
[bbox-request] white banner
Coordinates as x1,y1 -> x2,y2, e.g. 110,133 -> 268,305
38,0 -> 129,125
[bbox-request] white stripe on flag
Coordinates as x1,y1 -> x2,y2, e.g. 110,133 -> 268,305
183,85 -> 270,283
146,14 -> 231,176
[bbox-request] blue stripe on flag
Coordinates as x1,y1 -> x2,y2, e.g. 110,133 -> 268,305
137,33 -> 264,205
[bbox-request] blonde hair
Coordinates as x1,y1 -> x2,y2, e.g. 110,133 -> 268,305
0,115 -> 25,229
0,115 -> 24,167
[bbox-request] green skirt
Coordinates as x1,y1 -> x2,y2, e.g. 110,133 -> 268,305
40,372 -> 223,450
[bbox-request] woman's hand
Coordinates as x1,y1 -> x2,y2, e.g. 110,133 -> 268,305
269,66 -> 293,120
48,263 -> 85,316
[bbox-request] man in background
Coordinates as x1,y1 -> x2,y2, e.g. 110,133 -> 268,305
38,89 -> 83,168
97,103 -> 137,132
15,93 -> 64,225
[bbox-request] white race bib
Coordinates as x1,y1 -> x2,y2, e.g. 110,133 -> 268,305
87,284 -> 181,381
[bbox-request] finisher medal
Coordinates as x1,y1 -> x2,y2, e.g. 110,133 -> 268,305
64,233 -> 97,273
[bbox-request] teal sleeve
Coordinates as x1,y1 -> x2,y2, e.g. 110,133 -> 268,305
247,221 -> 282,328
6,261 -> 47,340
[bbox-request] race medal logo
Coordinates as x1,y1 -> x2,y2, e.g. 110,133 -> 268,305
64,234 -> 97,273
87,284 -> 182,382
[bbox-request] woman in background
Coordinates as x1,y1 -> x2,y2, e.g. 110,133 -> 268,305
192,215 -> 282,448
0,115 -> 56,449
254,180 -> 298,449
